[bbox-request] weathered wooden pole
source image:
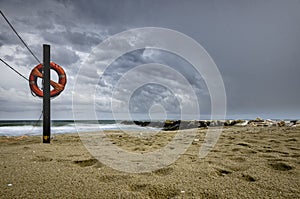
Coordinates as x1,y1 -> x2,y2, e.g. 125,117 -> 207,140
43,44 -> 51,143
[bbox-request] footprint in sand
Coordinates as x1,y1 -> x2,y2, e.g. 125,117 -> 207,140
73,158 -> 98,167
285,138 -> 297,142
230,157 -> 246,163
237,142 -> 251,147
268,162 -> 293,171
268,139 -> 281,144
241,174 -> 256,182
33,155 -> 53,162
214,167 -> 232,176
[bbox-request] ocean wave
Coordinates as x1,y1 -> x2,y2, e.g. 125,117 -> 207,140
0,121 -> 160,136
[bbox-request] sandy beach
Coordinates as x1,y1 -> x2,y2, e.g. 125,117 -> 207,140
0,126 -> 299,198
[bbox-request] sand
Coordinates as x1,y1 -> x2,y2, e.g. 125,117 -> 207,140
0,126 -> 299,198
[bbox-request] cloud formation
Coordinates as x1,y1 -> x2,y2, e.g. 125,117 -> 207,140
0,0 -> 300,120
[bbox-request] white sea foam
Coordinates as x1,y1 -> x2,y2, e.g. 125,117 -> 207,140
0,122 -> 159,136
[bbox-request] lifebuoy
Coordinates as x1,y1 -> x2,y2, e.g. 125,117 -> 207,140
29,62 -> 67,98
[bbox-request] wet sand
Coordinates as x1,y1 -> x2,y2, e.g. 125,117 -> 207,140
0,126 -> 299,198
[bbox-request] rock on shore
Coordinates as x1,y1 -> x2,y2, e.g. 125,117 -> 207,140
121,118 -> 300,131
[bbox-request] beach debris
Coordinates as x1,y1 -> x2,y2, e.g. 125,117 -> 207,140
0,135 -> 28,143
7,183 -> 12,187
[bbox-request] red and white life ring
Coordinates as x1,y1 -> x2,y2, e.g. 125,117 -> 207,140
29,62 -> 67,98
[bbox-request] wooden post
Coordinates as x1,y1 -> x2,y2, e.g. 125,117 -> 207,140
43,44 -> 51,143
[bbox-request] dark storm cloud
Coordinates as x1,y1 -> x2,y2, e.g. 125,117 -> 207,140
0,29 -> 20,46
0,0 -> 300,119
70,0 -> 148,26
43,30 -> 103,52
51,46 -> 80,66
129,84 -> 181,114
101,49 -> 208,91
95,48 -> 211,115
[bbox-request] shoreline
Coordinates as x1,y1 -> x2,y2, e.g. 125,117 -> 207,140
1,118 -> 300,137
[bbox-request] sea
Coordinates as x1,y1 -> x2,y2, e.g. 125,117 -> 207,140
0,120 -> 160,136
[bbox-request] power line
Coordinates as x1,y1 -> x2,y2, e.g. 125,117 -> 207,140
0,58 -> 38,97
0,11 -> 43,125
0,10 -> 41,64
0,58 -> 29,81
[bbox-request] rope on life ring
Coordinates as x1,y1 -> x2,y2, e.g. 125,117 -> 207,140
29,62 -> 67,98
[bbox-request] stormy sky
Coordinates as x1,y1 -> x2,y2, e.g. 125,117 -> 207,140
0,0 -> 299,120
